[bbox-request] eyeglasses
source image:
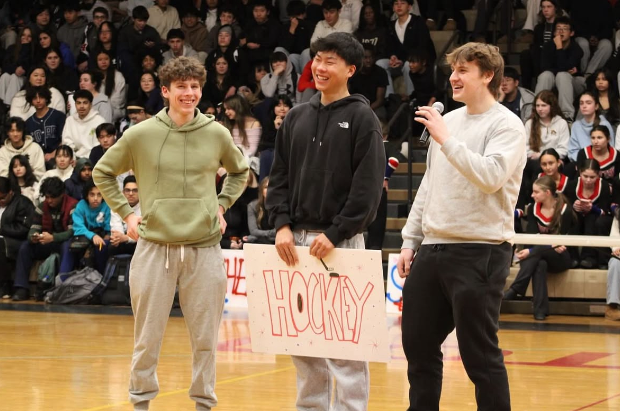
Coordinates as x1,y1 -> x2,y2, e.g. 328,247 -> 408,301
123,188 -> 138,194
555,27 -> 570,32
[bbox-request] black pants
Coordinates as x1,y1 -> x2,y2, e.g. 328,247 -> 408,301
0,238 -> 15,286
577,213 -> 613,264
366,188 -> 388,250
510,246 -> 572,316
109,242 -> 137,256
402,242 -> 512,411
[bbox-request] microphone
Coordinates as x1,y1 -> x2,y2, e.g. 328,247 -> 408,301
384,157 -> 400,179
418,102 -> 445,145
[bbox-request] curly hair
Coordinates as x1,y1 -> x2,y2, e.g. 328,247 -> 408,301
158,56 -> 207,89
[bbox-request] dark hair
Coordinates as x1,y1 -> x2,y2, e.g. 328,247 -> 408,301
286,0 -> 306,16
221,95 -> 255,148
256,176 -> 269,229
529,90 -> 563,152
219,4 -> 236,17
539,148 -> 561,162
362,43 -> 376,56
579,158 -> 601,175
591,125 -> 611,140
25,86 -> 51,105
123,175 -> 137,187
82,179 -> 98,202
84,70 -> 104,90
12,27 -> 34,64
270,51 -> 288,65
133,6 -> 150,21
587,68 -> 620,125
5,117 -> 25,137
358,3 -> 386,31
0,176 -> 11,194
533,175 -> 572,234
407,48 -> 429,64
578,90 -> 602,127
96,123 -> 116,138
74,89 -> 94,103
93,7 -> 109,18
503,66 -> 520,82
8,155 -> 36,189
311,32 -> 363,72
322,0 -> 342,10
553,16 -> 573,32
39,177 -> 65,198
30,4 -> 51,23
24,65 -> 50,90
138,48 -> 163,71
55,145 -> 73,159
167,28 -> 185,41
36,28 -> 61,59
182,7 -> 201,18
253,0 -> 270,10
95,49 -> 116,98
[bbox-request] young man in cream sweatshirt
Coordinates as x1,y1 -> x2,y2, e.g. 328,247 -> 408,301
397,42 -> 527,411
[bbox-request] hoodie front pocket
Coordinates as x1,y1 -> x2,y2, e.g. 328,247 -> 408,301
143,198 -> 214,244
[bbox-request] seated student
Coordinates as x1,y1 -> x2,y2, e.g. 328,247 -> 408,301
65,158 -> 93,201
565,159 -> 613,269
109,176 -> 140,256
246,176 -> 276,244
8,155 -> 37,204
243,0 -> 281,66
0,177 -> 35,299
23,87 -> 66,167
310,0 -> 353,45
94,49 -> 127,123
34,145 -> 75,198
504,176 -> 577,321
535,17 -> 585,120
348,45 -> 388,120
219,170 -> 258,249
181,7 -> 209,61
72,71 -> 113,123
258,95 -> 292,182
162,29 -> 199,63
569,0 -> 614,78
147,0 -> 181,40
119,102 -> 149,136
538,148 -> 570,194
406,48 -> 438,107
279,0 -> 314,73
62,90 -> 106,158
260,49 -> 300,105
525,90 -> 570,162
9,65 -> 66,120
0,117 -> 45,181
222,95 -> 262,158
297,59 -> 317,104
10,177 -> 77,301
137,72 -> 165,114
0,27 -> 34,106
206,5 -> 244,54
203,55 -> 237,109
59,180 -> 110,275
587,68 -> 620,128
499,67 -> 535,123
605,213 -> 620,321
568,91 -> 615,162
89,123 -> 116,167
573,126 -> 620,183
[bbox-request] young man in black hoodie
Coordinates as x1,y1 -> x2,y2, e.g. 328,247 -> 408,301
266,32 -> 384,411
0,176 -> 34,299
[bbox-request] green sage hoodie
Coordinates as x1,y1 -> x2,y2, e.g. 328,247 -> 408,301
92,108 -> 249,247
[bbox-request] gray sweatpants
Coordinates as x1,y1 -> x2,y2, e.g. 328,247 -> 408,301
535,71 -> 586,120
128,240 -> 227,411
292,230 -> 370,411
608,257 -> 620,305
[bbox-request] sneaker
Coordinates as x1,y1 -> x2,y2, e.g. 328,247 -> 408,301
580,258 -> 596,269
534,313 -> 547,321
443,19 -> 457,31
605,306 -> 620,321
11,287 -> 30,301
502,288 -> 519,300
426,18 -> 436,31
1,282 -> 11,299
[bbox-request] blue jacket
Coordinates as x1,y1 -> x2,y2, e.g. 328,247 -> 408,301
72,199 -> 111,240
568,115 -> 615,161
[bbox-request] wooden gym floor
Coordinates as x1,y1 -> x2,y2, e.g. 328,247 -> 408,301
1,303 -> 619,411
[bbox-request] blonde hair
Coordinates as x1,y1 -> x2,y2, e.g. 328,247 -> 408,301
446,42 -> 504,99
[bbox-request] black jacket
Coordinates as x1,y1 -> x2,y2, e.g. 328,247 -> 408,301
0,193 -> 34,240
386,14 -> 436,63
279,18 -> 314,55
567,0 -> 613,40
565,177 -> 612,215
266,93 -> 385,245
539,40 -> 584,75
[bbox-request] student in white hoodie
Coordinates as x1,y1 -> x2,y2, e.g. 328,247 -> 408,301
0,117 -> 45,181
397,43 -> 525,411
62,90 -> 106,158
75,71 -> 113,123
260,48 -> 301,105
34,145 -> 75,200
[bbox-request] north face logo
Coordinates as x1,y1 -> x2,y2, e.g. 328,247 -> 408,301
338,122 -> 349,128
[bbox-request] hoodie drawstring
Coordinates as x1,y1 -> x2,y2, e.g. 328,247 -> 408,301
155,125 -> 172,187
313,104 -> 332,147
165,244 -> 185,272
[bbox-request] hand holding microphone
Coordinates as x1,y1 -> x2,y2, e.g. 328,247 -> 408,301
416,102 -> 449,145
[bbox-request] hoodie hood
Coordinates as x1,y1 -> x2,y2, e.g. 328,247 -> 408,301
4,135 -> 35,154
92,92 -> 110,106
217,24 -> 239,49
271,46 -> 294,77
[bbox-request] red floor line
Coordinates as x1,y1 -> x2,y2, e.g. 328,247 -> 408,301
571,392 -> 620,410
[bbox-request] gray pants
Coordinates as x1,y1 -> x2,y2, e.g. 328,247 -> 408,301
575,37 -> 613,75
128,240 -> 227,411
376,59 -> 414,97
535,71 -> 586,119
292,230 -> 370,411
608,257 -> 620,305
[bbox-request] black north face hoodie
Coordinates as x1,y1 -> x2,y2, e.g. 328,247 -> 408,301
266,93 -> 385,246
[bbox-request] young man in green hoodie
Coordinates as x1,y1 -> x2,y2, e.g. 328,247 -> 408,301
92,56 -> 249,411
